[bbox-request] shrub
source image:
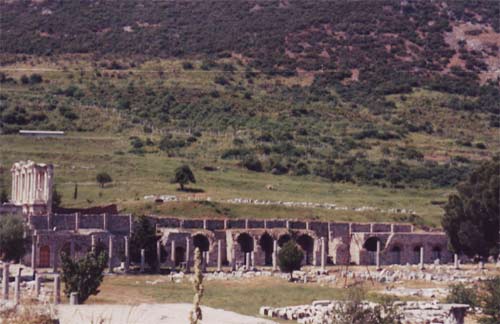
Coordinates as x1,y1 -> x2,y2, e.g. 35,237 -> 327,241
0,214 -> 26,262
480,276 -> 500,324
278,241 -> 303,279
130,215 -> 159,269
446,283 -> 478,308
171,165 -> 196,191
96,172 -> 112,188
242,155 -> 263,172
60,250 -> 107,304
182,61 -> 194,70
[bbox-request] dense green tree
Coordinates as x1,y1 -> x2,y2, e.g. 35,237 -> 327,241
0,189 -> 8,203
442,159 -> 500,259
446,283 -> 479,308
171,165 -> 196,191
480,276 -> 500,324
96,172 -> 113,188
129,215 -> 158,269
0,214 -> 26,261
52,186 -> 62,210
60,250 -> 107,304
278,240 -> 303,280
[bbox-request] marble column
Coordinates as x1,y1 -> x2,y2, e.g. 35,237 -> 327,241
14,273 -> 20,304
108,236 -> 114,273
454,254 -> 459,270
245,252 -> 251,270
272,240 -> 278,271
53,275 -> 61,304
320,237 -> 326,271
217,240 -> 222,272
419,246 -> 425,270
31,235 -> 37,270
52,241 -> 58,273
2,264 -> 9,300
376,240 -> 381,271
231,244 -> 236,271
156,240 -> 162,273
35,274 -> 41,297
185,237 -> 191,273
124,236 -> 130,272
91,235 -> 96,253
69,292 -> 78,305
140,249 -> 145,273
170,240 -> 176,266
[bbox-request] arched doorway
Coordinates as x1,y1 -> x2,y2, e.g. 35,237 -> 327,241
175,246 -> 186,266
432,246 -> 441,262
237,233 -> 253,253
363,237 -> 382,265
193,234 -> 210,252
277,234 -> 291,247
413,246 -> 422,264
297,234 -> 314,265
259,233 -> 274,265
39,245 -> 50,267
391,246 -> 401,265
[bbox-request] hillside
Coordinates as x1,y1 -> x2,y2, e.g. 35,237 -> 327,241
0,0 -> 499,225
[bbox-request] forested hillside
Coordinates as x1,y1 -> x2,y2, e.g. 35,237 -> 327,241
1,0 -> 499,191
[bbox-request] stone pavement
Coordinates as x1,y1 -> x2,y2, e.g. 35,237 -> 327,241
56,303 -> 277,324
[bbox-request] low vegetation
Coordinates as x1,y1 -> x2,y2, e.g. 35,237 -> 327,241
0,214 -> 26,262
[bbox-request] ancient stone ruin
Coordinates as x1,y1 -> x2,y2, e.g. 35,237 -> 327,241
1,161 -> 453,271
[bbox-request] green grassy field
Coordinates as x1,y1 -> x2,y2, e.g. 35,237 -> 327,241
0,132 -> 452,226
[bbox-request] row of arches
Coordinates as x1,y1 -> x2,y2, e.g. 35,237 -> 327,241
362,237 -> 443,265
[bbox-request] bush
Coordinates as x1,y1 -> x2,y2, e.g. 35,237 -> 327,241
60,250 -> 107,304
96,172 -> 112,188
480,276 -> 500,324
171,164 -> 196,190
278,241 -> 303,278
182,61 -> 194,70
242,155 -> 263,172
446,283 -> 478,308
129,215 -> 159,269
0,214 -> 26,261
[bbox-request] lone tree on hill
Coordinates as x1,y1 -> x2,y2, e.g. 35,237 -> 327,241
96,172 -> 113,188
0,214 -> 26,262
442,158 -> 499,261
278,240 -> 304,281
60,250 -> 107,304
171,165 -> 196,191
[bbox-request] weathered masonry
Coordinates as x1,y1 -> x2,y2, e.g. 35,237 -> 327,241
3,161 -> 451,270
24,213 -> 451,270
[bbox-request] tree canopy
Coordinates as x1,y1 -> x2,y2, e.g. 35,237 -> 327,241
171,165 -> 196,191
129,215 -> 159,269
442,158 -> 500,259
96,172 -> 113,188
0,214 -> 26,261
60,250 -> 107,304
278,240 -> 304,276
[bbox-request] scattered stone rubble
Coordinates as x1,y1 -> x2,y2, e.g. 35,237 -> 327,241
148,264 -> 492,285
259,300 -> 469,324
143,195 -> 416,215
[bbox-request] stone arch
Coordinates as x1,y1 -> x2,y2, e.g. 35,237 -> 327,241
259,232 -> 274,266
297,234 -> 314,265
236,233 -> 254,253
390,246 -> 402,265
39,245 -> 50,267
413,245 -> 423,264
192,234 -> 210,252
363,237 -> 382,252
175,246 -> 186,266
432,246 -> 442,262
277,234 -> 291,247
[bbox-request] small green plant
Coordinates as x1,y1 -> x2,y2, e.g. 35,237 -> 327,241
278,240 -> 303,280
171,165 -> 196,191
60,250 -> 107,304
0,214 -> 26,261
446,283 -> 478,309
96,172 -> 113,188
480,276 -> 500,324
